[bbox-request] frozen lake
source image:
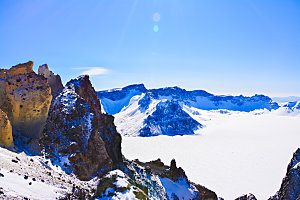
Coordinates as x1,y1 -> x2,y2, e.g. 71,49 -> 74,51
122,112 -> 300,199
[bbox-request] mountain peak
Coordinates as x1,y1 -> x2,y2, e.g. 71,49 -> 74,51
118,83 -> 147,92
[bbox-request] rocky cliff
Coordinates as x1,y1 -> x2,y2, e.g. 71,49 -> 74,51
140,100 -> 202,136
0,109 -> 13,147
43,75 -> 122,181
269,148 -> 300,200
0,61 -> 52,139
235,193 -> 257,200
38,64 -> 63,96
133,158 -> 218,200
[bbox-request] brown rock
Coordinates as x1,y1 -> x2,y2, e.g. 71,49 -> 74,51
69,75 -> 122,165
43,75 -> 115,180
0,109 -> 13,146
0,61 -> 52,138
38,64 -> 63,96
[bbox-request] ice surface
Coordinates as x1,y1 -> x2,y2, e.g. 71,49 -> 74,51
122,112 -> 300,199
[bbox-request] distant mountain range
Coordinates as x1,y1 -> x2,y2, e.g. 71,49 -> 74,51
97,84 -> 299,137
272,96 -> 300,103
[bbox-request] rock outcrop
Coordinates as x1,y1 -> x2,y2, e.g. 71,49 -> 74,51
140,100 -> 202,136
43,75 -> 122,180
0,109 -> 13,147
66,75 -> 122,165
235,193 -> 257,200
0,61 -> 52,139
269,148 -> 300,200
38,64 -> 63,96
134,158 -> 218,200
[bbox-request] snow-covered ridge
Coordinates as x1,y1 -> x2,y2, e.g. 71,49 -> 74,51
97,84 -> 298,137
98,84 -> 279,113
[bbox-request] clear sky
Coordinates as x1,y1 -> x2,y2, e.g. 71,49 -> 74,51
0,0 -> 299,97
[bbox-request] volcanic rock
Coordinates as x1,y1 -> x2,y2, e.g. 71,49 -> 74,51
0,61 -> 52,139
235,193 -> 257,200
269,148 -> 300,200
38,64 -> 63,96
43,75 -> 122,180
0,109 -> 13,146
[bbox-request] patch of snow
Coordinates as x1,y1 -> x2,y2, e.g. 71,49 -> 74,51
0,169 -> 65,200
293,162 -> 300,169
100,90 -> 144,115
0,146 -> 98,199
114,94 -> 160,136
160,177 -> 196,200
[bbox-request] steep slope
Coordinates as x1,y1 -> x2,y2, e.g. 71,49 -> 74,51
38,64 -> 64,96
0,146 -> 98,200
140,100 -> 202,136
269,148 -> 300,200
98,84 -> 280,136
43,75 -> 122,181
0,109 -> 13,146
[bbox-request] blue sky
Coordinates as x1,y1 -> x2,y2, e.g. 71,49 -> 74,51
0,0 -> 299,97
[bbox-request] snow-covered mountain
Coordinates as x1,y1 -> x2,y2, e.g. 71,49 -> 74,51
97,84 -> 284,136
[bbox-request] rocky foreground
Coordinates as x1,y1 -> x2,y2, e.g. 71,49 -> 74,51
0,61 -> 299,199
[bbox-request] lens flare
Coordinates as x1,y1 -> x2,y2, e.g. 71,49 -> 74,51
153,25 -> 159,32
153,13 -> 160,22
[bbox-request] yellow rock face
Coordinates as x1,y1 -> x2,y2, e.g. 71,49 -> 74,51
0,109 -> 13,147
0,61 -> 52,139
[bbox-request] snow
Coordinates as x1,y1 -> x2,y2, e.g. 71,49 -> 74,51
160,177 -> 196,199
98,87 -> 297,137
55,86 -> 78,114
293,162 -> 300,169
105,170 -> 129,188
101,90 -> 144,115
97,170 -> 144,200
114,94 -> 160,136
98,188 -> 136,200
272,96 -> 300,103
122,112 -> 300,200
0,169 -> 64,200
186,95 -> 275,112
0,146 -> 98,200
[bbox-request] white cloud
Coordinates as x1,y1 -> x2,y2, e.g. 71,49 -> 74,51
73,67 -> 110,76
